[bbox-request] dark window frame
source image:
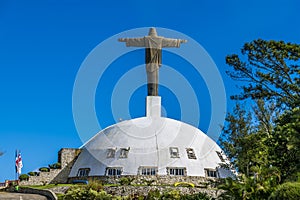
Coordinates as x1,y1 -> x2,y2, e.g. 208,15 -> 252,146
216,151 -> 225,162
106,167 -> 122,176
205,168 -> 218,178
77,168 -> 90,177
139,166 -> 158,175
106,148 -> 116,158
169,147 -> 180,158
186,148 -> 197,159
119,148 -> 130,158
167,167 -> 186,176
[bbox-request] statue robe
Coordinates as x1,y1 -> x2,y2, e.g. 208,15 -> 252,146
123,36 -> 182,96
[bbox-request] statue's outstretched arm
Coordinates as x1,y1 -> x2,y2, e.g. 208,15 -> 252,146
118,37 -> 145,47
162,38 -> 187,48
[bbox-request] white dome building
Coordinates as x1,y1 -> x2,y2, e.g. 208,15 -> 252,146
69,97 -> 234,179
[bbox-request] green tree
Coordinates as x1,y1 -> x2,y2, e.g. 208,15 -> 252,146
19,174 -> 29,181
220,101 -> 274,176
226,39 -> 300,108
220,39 -> 300,199
268,107 -> 300,181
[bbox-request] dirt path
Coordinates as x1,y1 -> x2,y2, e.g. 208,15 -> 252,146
0,192 -> 48,200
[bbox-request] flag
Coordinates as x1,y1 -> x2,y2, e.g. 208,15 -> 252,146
15,150 -> 23,174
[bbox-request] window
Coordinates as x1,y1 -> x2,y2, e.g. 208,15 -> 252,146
139,166 -> 157,175
186,148 -> 197,159
77,168 -> 90,177
216,151 -> 225,162
106,167 -> 122,176
119,148 -> 130,158
169,147 -> 180,158
205,168 -> 218,178
106,148 -> 116,158
167,167 -> 186,176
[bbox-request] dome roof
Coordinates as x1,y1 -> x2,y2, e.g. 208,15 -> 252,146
69,116 -> 233,178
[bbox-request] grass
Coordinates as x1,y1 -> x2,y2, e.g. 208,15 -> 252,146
21,184 -> 72,190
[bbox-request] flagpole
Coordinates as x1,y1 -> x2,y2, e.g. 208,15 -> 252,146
15,149 -> 17,181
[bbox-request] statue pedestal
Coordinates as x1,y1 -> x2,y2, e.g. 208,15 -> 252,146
146,96 -> 161,118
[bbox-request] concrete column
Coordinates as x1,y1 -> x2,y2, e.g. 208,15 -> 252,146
146,96 -> 161,118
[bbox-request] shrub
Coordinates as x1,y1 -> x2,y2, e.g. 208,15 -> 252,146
39,167 -> 50,172
146,189 -> 161,199
161,190 -> 181,199
19,174 -> 29,181
48,162 -> 61,169
63,187 -> 113,200
86,181 -> 103,192
142,179 -> 155,186
181,192 -> 212,200
119,177 -> 133,185
269,182 -> 300,200
28,171 -> 39,176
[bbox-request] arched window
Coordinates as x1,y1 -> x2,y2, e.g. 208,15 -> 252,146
77,168 -> 90,177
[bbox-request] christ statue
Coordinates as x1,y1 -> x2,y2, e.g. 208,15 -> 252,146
118,28 -> 187,96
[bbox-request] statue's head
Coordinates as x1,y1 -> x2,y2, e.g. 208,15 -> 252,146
148,28 -> 157,37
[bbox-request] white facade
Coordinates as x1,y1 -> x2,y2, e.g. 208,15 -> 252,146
69,97 -> 234,178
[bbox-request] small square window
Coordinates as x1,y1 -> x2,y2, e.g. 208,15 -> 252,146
119,148 -> 129,158
169,147 -> 180,158
205,168 -> 218,178
107,148 -> 116,158
106,167 -> 122,176
186,148 -> 197,159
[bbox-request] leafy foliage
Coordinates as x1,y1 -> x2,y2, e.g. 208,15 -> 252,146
19,174 -> 29,181
62,181 -> 113,200
49,162 -> 61,169
269,182 -> 300,199
118,177 -> 134,185
226,39 -> 300,108
28,171 -> 39,176
39,167 -> 50,172
63,187 -> 114,200
220,39 -> 300,199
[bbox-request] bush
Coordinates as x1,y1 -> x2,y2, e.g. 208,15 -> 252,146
19,174 -> 29,181
86,181 -> 103,192
161,190 -> 181,199
146,189 -> 161,199
119,177 -> 133,185
181,192 -> 212,200
63,187 -> 113,200
48,162 -> 61,169
39,167 -> 50,172
28,171 -> 39,176
269,182 -> 300,200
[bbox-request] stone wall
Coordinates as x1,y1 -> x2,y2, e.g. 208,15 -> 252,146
20,148 -> 81,186
68,175 -> 218,188
19,187 -> 57,200
103,185 -> 221,198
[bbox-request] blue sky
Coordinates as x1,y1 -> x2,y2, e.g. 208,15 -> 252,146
0,0 -> 300,182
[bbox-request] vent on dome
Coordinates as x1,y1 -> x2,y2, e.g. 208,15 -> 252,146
169,147 -> 180,158
77,168 -> 90,177
167,167 -> 186,176
205,168 -> 218,178
139,166 -> 158,175
186,148 -> 197,159
216,151 -> 225,162
106,167 -> 122,176
119,148 -> 130,158
106,148 -> 116,158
